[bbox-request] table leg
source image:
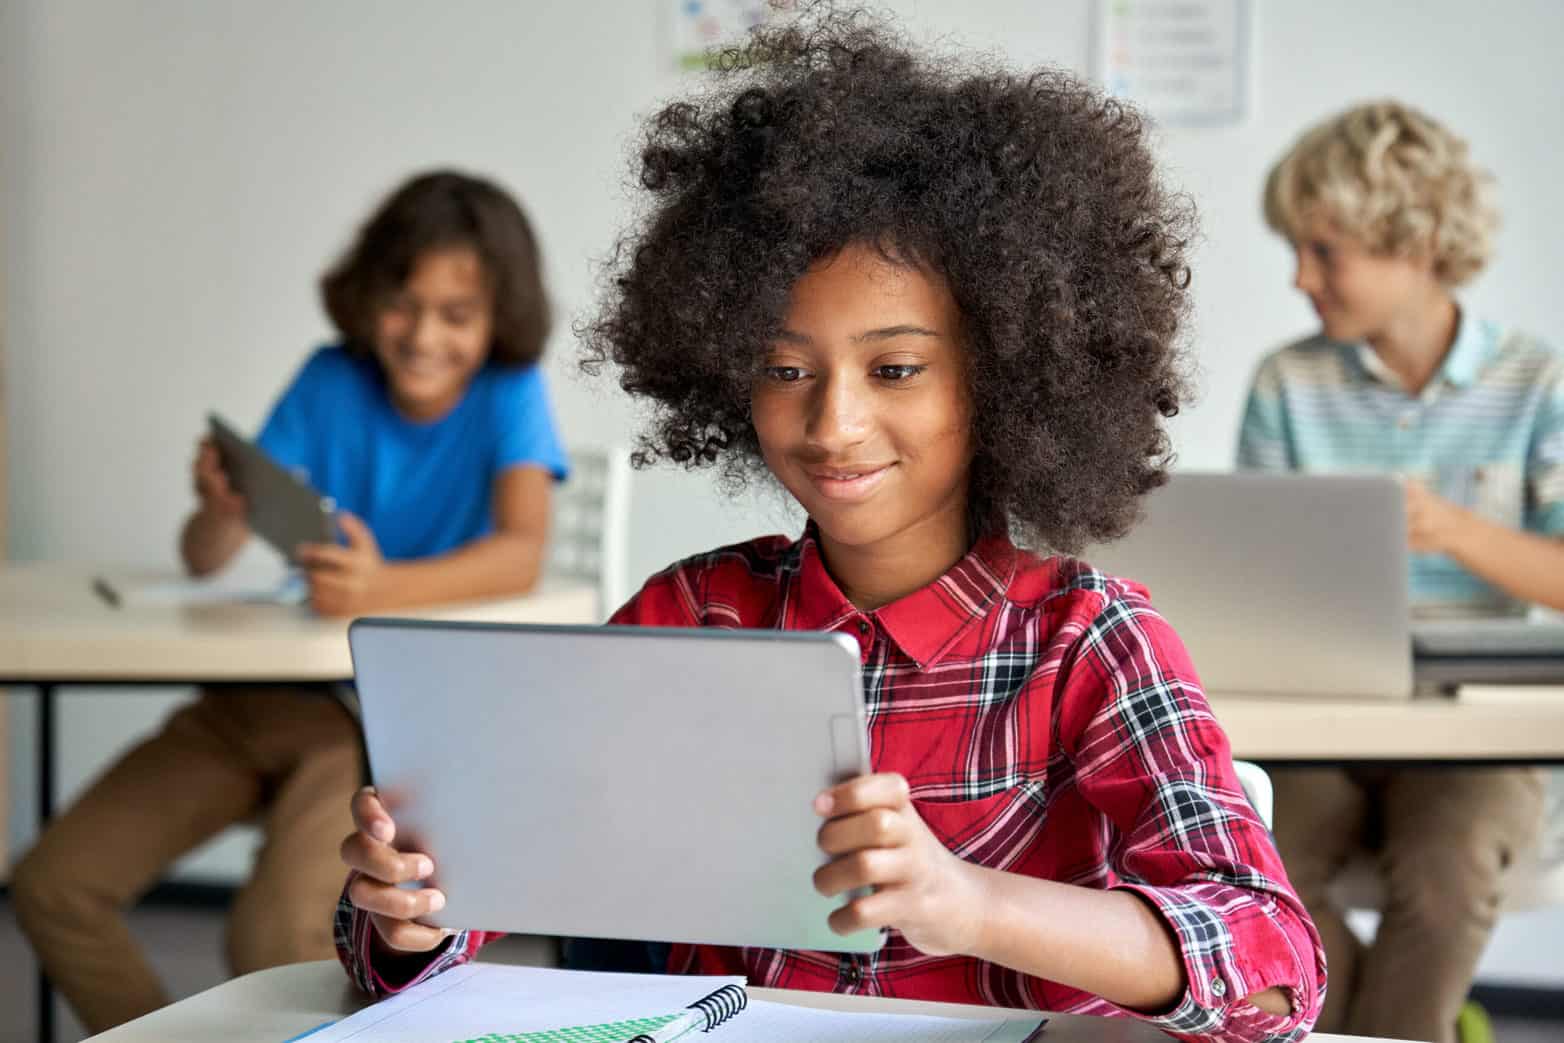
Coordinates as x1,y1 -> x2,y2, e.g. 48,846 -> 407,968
36,682 -> 56,1043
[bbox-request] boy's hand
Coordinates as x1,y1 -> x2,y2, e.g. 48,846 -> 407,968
192,437 -> 247,519
1404,478 -> 1472,554
297,512 -> 388,616
340,786 -> 451,954
812,772 -> 987,957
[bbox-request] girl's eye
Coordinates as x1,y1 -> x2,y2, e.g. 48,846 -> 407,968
765,366 -> 806,383
443,309 -> 474,326
1310,242 -> 1332,263
876,364 -> 925,382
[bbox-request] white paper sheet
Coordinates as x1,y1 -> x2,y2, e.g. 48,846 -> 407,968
709,998 -> 1043,1042
305,964 -> 1045,1043
1095,0 -> 1253,126
306,965 -> 743,1042
94,570 -> 306,607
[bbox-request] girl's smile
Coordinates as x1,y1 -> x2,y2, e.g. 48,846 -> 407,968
803,462 -> 896,502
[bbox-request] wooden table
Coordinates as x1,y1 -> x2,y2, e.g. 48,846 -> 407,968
1207,687 -> 1564,765
0,562 -> 597,1043
0,563 -> 597,682
88,960 -> 1405,1043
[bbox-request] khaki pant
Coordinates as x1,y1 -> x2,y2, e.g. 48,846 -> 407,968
1272,766 -> 1546,1043
12,687 -> 361,1035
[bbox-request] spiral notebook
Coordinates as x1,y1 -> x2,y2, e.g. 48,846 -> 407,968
302,964 -> 1047,1042
475,980 -> 746,1042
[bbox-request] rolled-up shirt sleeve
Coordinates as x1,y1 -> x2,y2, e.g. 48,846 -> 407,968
333,871 -> 503,999
1058,593 -> 1326,1043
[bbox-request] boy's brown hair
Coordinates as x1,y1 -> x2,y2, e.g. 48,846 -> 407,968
321,170 -> 551,366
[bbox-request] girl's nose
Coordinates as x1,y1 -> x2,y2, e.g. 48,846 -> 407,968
804,372 -> 870,452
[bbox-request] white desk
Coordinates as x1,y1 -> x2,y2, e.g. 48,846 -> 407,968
1208,688 -> 1564,764
0,563 -> 597,681
0,562 -> 597,822
0,563 -> 597,1043
88,960 -> 1405,1043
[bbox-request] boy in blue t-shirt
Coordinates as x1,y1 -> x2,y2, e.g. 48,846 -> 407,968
13,170 -> 567,1035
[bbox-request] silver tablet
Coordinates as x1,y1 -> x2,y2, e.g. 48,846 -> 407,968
208,412 -> 336,563
348,619 -> 883,953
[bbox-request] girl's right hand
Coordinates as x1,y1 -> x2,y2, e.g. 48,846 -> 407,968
339,786 -> 450,953
192,437 -> 247,518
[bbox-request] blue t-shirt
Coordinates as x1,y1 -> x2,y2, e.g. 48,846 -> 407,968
257,345 -> 568,561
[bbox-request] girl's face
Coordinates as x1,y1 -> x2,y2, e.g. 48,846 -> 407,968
1290,217 -> 1439,345
374,246 -> 494,421
752,242 -> 974,560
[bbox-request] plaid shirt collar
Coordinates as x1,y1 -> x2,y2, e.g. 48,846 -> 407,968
786,523 -> 1019,670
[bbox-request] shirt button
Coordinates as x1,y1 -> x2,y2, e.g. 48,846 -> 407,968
1211,977 -> 1227,996
857,620 -> 870,635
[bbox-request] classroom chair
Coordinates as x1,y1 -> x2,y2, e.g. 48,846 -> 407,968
546,446 -> 632,622
1231,759 -> 1275,831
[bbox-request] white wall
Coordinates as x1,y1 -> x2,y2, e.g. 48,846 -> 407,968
4,0 -> 1562,982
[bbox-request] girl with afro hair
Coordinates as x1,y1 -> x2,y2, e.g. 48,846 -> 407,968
337,7 -> 1324,1041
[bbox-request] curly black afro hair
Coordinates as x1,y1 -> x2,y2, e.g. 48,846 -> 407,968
582,3 -> 1194,553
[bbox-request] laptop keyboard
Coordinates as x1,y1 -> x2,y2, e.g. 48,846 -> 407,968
1412,619 -> 1564,658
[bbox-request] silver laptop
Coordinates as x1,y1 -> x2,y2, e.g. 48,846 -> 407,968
348,619 -> 883,953
1085,472 -> 1414,699
1410,617 -> 1564,684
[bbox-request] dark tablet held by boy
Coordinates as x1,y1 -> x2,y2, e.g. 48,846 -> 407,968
207,411 -> 336,563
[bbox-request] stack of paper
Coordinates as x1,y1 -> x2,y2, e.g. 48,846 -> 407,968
303,964 -> 1044,1042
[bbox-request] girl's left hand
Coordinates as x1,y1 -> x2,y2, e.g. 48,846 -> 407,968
297,512 -> 389,616
812,772 -> 987,957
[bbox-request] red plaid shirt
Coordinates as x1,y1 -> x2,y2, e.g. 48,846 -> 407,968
337,529 -> 1324,1042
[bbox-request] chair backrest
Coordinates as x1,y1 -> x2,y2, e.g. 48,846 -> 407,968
547,447 -> 632,621
1509,779 -> 1564,907
1232,759 -> 1275,831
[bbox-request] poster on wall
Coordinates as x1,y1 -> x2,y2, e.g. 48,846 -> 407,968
1093,0 -> 1254,127
666,0 -> 795,71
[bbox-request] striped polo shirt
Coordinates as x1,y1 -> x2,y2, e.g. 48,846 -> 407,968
1236,315 -> 1564,615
